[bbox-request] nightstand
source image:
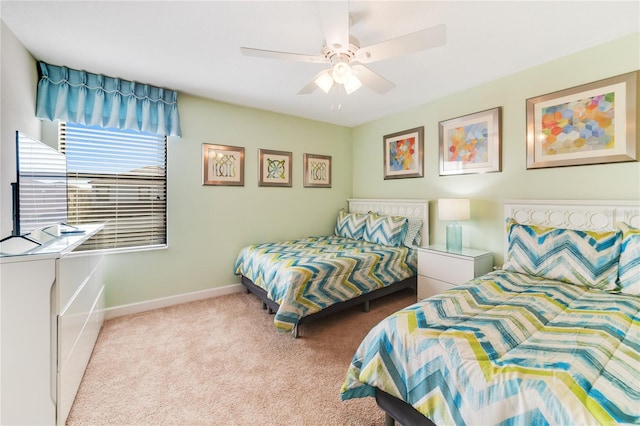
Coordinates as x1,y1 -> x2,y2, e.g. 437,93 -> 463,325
417,245 -> 493,300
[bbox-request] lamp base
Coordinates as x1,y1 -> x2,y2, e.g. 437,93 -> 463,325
446,221 -> 462,252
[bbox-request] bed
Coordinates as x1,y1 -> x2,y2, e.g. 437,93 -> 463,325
341,199 -> 640,425
234,199 -> 430,337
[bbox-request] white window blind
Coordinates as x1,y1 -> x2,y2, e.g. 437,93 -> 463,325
59,122 -> 167,251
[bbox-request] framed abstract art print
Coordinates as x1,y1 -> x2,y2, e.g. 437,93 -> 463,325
526,71 -> 637,169
439,107 -> 502,176
383,126 -> 424,179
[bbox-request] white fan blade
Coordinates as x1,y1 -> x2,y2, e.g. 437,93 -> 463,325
315,1 -> 349,52
355,24 -> 446,63
297,79 -> 318,95
240,47 -> 326,64
352,65 -> 395,94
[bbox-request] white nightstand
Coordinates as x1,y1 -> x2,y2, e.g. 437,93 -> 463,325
417,245 -> 493,300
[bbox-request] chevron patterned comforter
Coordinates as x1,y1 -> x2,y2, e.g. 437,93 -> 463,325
234,235 -> 417,333
341,270 -> 639,425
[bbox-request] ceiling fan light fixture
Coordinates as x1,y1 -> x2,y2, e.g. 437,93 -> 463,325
344,75 -> 362,94
315,70 -> 334,93
332,61 -> 352,84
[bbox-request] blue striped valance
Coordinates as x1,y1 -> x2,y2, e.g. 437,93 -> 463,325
36,61 -> 181,137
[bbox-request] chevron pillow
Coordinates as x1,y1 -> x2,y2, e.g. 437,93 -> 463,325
503,219 -> 621,290
618,222 -> 640,295
334,211 -> 368,240
363,213 -> 407,247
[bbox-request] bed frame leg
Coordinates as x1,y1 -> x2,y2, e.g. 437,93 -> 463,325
262,302 -> 267,310
363,300 -> 370,312
384,413 -> 395,426
293,325 -> 299,339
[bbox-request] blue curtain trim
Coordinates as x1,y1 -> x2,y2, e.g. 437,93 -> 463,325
36,62 -> 182,137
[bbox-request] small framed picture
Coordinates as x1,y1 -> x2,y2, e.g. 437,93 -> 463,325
439,107 -> 502,176
383,126 -> 424,179
258,149 -> 292,187
303,154 -> 331,188
202,144 -> 244,186
526,71 -> 637,169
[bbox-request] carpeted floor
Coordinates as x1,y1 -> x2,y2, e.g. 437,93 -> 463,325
66,288 -> 417,425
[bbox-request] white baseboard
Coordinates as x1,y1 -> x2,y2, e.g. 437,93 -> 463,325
104,283 -> 245,320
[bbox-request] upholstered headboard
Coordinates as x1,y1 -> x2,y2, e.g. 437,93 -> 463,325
348,198 -> 430,247
503,199 -> 640,259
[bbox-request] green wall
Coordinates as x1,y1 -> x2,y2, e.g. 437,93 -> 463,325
102,94 -> 353,307
352,33 -> 640,263
0,21 -> 42,239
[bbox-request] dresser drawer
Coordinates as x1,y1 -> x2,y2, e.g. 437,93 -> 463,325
418,251 -> 476,285
418,276 -> 456,300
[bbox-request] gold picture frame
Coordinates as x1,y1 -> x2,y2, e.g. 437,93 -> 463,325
526,71 -> 637,169
303,153 -> 331,188
258,149 -> 292,187
202,144 -> 244,186
383,126 -> 424,179
439,107 -> 502,176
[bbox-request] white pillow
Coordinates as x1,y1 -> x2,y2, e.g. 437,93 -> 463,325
403,218 -> 422,247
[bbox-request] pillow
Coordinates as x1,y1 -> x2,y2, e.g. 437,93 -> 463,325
502,218 -> 621,290
403,217 -> 422,247
334,211 -> 368,240
617,222 -> 640,295
362,213 -> 407,247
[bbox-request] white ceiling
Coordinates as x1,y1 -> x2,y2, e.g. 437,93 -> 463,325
1,1 -> 638,128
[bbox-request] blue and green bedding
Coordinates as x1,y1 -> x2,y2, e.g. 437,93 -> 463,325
341,270 -> 639,425
234,235 -> 417,333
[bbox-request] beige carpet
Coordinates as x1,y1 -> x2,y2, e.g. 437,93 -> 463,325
66,288 -> 417,426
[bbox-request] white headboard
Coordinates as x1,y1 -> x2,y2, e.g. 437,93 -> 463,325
348,198 -> 430,247
503,199 -> 640,258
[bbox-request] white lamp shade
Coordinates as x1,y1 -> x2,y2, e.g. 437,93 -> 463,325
332,62 -> 352,84
314,71 -> 334,93
343,75 -> 362,94
438,198 -> 470,221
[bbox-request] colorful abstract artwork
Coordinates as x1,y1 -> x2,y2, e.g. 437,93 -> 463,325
383,127 -> 424,179
202,144 -> 244,186
304,153 -> 331,188
258,149 -> 292,187
446,123 -> 489,163
527,71 -> 637,169
439,107 -> 501,176
389,137 -> 417,171
540,93 -> 614,155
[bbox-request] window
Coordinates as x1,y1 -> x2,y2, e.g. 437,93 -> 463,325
59,122 -> 167,251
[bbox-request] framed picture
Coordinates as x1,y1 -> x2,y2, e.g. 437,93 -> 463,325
303,153 -> 331,188
258,149 -> 292,187
202,144 -> 244,186
439,107 -> 502,176
383,126 -> 424,179
526,71 -> 637,169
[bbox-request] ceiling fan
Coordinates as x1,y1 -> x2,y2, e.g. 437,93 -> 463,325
240,3 -> 446,95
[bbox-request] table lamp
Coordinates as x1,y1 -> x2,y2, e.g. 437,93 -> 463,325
438,198 -> 470,252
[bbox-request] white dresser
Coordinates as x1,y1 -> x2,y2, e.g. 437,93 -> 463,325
417,245 -> 493,300
0,224 -> 104,425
